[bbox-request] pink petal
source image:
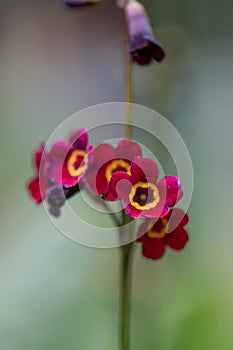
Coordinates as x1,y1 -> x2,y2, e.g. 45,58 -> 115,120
93,144 -> 116,168
143,204 -> 169,218
87,145 -> 94,165
69,128 -> 88,150
116,139 -> 142,160
130,158 -> 159,182
96,167 -> 109,194
109,172 -> 133,199
104,191 -> 117,201
158,176 -> 182,207
124,202 -> 142,218
49,163 -> 79,188
49,141 -> 72,167
62,166 -> 79,188
49,167 -> 63,185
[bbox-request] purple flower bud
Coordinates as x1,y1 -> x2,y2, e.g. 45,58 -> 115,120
63,0 -> 100,7
47,185 -> 66,217
46,183 -> 80,217
125,0 -> 165,65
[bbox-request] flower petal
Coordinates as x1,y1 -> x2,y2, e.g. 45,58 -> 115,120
62,166 -> 79,188
104,191 -> 117,201
136,220 -> 152,242
109,171 -> 133,199
27,177 -> 43,203
69,128 -> 88,150
34,143 -> 45,170
166,208 -> 189,232
116,139 -> 142,161
130,158 -> 159,183
142,240 -> 165,260
158,176 -> 183,207
48,141 -> 72,167
130,36 -> 165,65
124,202 -> 142,218
93,143 -> 116,168
143,204 -> 169,218
166,228 -> 189,250
49,162 -> 79,188
96,167 -> 109,194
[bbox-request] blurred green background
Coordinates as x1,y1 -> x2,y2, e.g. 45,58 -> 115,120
1,0 -> 233,349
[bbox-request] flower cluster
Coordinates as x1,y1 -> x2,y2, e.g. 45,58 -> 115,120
27,128 -> 189,259
27,128 -> 91,216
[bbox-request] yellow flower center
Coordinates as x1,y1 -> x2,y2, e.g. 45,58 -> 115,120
105,159 -> 131,182
67,150 -> 88,177
147,218 -> 168,239
129,182 -> 160,210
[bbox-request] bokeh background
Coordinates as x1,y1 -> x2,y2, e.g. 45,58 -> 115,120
1,0 -> 233,349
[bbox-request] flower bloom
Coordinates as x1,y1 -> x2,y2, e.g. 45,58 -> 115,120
109,158 -> 182,218
27,143 -> 49,203
86,139 -> 142,200
125,0 -> 165,65
48,128 -> 92,188
27,129 -> 85,216
136,208 -> 189,260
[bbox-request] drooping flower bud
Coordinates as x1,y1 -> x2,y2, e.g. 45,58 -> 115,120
47,185 -> 66,217
46,183 -> 80,217
125,0 -> 165,65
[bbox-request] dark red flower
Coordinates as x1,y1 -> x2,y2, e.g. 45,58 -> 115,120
125,0 -> 165,65
27,143 -> 49,203
86,139 -> 142,200
109,158 -> 182,218
48,128 -> 92,188
136,209 -> 189,260
27,129 -> 87,216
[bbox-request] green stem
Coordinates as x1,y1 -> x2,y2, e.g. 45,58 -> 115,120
100,200 -> 122,227
119,241 -> 134,350
86,191 -> 122,227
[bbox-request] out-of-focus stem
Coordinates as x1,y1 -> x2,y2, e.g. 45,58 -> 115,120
119,240 -> 134,350
119,2 -> 135,348
118,211 -> 135,350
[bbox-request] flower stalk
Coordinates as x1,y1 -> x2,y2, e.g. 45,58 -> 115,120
118,210 -> 134,350
119,240 -> 134,350
26,3 -> 190,350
